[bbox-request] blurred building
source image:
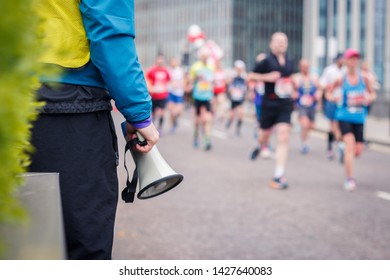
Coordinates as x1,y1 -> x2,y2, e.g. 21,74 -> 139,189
303,0 -> 390,91
135,0 -> 389,92
135,0 -> 304,70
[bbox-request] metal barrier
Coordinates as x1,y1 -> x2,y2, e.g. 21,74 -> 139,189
0,173 -> 66,260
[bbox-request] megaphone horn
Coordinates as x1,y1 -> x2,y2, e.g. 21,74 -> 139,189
121,122 -> 183,203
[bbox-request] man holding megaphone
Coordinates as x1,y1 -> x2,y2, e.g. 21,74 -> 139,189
29,1 -> 159,260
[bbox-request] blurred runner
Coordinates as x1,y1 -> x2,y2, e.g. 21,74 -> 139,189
326,49 -> 376,191
189,48 -> 215,151
249,53 -> 272,158
183,70 -> 193,109
292,59 -> 322,154
146,54 -> 171,134
360,60 -> 380,117
319,53 -> 344,160
226,60 -> 248,136
213,59 -> 228,122
167,57 -> 185,133
248,32 -> 295,190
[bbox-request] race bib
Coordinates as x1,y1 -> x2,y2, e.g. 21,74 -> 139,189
153,82 -> 168,93
198,80 -> 212,91
346,93 -> 366,113
347,93 -> 365,107
230,87 -> 245,101
275,77 -> 293,98
255,82 -> 265,96
300,94 -> 314,107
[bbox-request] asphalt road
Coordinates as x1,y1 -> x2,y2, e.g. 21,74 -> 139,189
111,106 -> 390,260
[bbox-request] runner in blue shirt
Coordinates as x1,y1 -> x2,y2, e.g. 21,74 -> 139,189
226,60 -> 248,136
292,59 -> 321,154
189,48 -> 215,150
326,49 -> 376,191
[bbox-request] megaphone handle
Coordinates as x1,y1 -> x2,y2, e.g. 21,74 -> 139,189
121,141 -> 138,203
135,131 -> 147,146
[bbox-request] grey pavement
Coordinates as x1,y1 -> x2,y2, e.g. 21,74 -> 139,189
111,105 -> 390,260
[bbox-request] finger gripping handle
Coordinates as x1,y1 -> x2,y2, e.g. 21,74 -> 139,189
135,131 -> 147,146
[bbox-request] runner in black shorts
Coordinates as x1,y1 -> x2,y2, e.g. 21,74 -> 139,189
248,32 -> 295,189
327,48 -> 376,191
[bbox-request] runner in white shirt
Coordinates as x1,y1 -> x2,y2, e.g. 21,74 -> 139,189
167,57 -> 185,133
319,53 -> 345,160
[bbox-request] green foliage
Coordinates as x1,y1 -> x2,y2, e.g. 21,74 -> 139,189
0,0 -> 44,224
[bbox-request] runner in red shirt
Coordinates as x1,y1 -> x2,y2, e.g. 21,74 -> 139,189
146,54 -> 171,133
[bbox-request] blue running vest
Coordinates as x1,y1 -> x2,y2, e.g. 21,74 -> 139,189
335,74 -> 368,124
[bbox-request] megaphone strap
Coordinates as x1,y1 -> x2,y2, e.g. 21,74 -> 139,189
121,140 -> 138,203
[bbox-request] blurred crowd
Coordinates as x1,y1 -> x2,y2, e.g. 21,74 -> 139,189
142,32 -> 379,192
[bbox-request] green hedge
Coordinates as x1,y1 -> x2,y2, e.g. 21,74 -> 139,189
0,0 -> 44,224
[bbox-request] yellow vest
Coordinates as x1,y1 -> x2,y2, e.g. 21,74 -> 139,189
36,0 -> 90,68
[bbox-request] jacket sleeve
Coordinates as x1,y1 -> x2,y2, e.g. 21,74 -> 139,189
79,0 -> 152,127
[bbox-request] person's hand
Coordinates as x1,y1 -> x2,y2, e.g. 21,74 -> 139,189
266,71 -> 281,82
126,122 -> 159,153
331,95 -> 341,103
363,92 -> 374,106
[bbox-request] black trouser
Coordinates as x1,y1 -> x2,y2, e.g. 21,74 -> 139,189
29,111 -> 119,260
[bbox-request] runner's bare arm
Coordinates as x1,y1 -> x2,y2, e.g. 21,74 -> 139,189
248,71 -> 281,83
362,74 -> 377,105
326,78 -> 342,102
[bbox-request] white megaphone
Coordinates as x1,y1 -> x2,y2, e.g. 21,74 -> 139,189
121,121 -> 183,202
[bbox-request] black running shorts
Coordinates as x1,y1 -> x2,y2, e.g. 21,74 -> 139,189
260,104 -> 293,129
338,121 -> 365,143
194,99 -> 212,116
152,98 -> 167,112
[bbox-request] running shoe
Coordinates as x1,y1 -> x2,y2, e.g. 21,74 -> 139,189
338,142 -> 345,164
250,147 -> 260,160
204,142 -> 212,151
253,128 -> 259,140
344,178 -> 356,191
327,150 -> 335,160
269,177 -> 289,190
170,121 -> 178,134
225,120 -> 232,129
300,145 -> 309,155
193,138 -> 199,148
261,146 -> 272,159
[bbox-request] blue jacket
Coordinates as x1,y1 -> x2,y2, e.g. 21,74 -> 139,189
41,0 -> 151,127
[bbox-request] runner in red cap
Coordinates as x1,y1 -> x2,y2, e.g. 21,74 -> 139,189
326,48 -> 376,191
